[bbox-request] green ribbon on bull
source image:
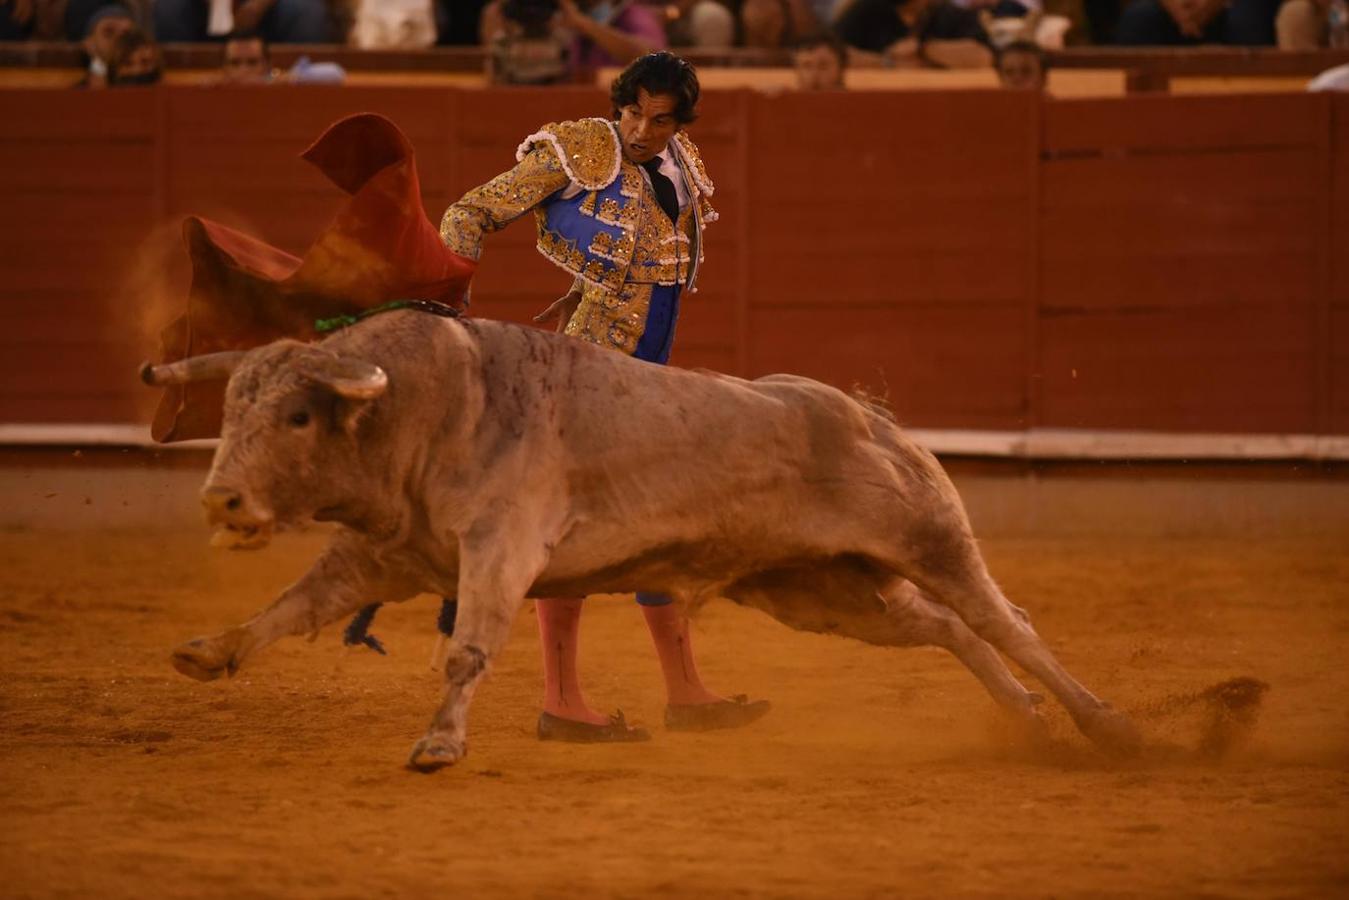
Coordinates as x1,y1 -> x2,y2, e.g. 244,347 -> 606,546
315,298 -> 462,334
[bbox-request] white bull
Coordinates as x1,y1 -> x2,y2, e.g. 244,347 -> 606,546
144,310 -> 1140,770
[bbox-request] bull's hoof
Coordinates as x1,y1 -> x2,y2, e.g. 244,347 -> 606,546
1081,706 -> 1144,757
407,733 -> 466,773
170,629 -> 247,682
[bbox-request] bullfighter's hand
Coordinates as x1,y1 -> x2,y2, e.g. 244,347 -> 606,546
534,289 -> 582,333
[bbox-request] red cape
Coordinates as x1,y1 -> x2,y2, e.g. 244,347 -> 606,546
151,113 -> 477,442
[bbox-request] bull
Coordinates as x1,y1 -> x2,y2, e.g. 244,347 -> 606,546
143,310 -> 1140,771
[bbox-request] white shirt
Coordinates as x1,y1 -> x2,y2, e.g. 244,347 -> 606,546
641,147 -> 690,212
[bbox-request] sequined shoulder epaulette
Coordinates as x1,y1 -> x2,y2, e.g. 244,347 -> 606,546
671,131 -> 714,198
515,118 -> 622,192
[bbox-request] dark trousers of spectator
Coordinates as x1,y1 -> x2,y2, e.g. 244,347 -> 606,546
154,0 -> 333,43
0,6 -> 32,40
1082,0 -> 1122,43
1116,0 -> 1281,45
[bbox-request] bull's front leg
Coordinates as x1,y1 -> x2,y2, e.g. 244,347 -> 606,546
408,519 -> 552,772
172,534 -> 417,681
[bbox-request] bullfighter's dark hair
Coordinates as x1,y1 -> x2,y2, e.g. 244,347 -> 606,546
610,51 -> 700,125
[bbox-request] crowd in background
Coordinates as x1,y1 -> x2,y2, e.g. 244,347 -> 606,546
0,0 -> 1343,91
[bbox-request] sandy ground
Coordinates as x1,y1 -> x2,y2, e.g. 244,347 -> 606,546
2,465 -> 1348,898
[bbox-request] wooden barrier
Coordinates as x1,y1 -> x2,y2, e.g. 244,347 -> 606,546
1332,95 -> 1349,435
0,86 -> 1344,441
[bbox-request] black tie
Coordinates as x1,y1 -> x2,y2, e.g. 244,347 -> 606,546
641,157 -> 680,225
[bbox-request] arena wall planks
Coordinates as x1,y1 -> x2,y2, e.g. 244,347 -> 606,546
1,87 -> 1346,443
1330,96 -> 1349,434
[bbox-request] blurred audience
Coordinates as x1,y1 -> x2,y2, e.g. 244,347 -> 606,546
834,0 -> 992,67
64,0 -> 150,39
216,31 -> 344,82
486,0 -> 572,83
153,0 -> 332,43
220,30 -> 270,80
106,24 -> 161,83
1277,0 -> 1348,48
1,0 -> 35,40
665,0 -> 737,45
1114,0 -> 1281,44
480,0 -> 666,70
994,37 -> 1044,86
74,3 -> 134,86
349,0 -> 435,48
793,30 -> 846,87
979,7 -> 1072,48
436,0 -> 489,44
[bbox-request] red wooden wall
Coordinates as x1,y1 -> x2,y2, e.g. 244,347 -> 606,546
0,86 -> 1344,436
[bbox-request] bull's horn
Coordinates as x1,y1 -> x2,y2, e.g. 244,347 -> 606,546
309,356 -> 388,400
139,351 -> 248,386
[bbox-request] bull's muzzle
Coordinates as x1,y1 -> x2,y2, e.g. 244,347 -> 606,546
201,485 -> 273,550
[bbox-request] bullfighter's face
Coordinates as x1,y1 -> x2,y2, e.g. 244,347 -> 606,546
200,342 -> 387,550
617,88 -> 679,165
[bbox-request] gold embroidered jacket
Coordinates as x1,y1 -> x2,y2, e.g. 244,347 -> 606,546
440,117 -> 717,354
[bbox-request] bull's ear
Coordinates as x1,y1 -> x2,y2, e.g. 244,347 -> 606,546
308,356 -> 388,401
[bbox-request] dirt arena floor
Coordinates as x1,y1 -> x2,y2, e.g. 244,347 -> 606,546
2,456 -> 1348,898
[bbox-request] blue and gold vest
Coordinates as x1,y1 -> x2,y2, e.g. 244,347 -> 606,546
516,119 -> 717,352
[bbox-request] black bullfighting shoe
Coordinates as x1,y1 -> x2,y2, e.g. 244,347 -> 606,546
537,710 -> 652,743
665,695 -> 772,732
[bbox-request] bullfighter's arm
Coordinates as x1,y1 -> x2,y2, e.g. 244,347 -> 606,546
439,146 -> 571,260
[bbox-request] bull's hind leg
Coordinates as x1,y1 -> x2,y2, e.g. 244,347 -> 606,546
171,534 -> 417,681
878,579 -> 1044,730
896,533 -> 1140,754
408,521 -> 553,772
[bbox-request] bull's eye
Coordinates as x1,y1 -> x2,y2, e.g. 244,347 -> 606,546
289,410 -> 311,428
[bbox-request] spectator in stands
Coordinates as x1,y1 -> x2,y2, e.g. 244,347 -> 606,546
220,31 -> 272,82
349,0 -> 436,48
1114,0 -> 1282,44
153,0 -> 333,44
794,30 -> 846,88
994,37 -> 1044,88
107,25 -> 162,84
834,0 -> 992,67
1277,0 -> 1342,48
487,0 -> 573,84
64,0 -> 149,40
214,31 -> 345,83
665,1 -> 737,45
1,0 -> 34,40
74,4 -> 135,87
740,0 -> 790,44
1079,0 -> 1123,42
737,0 -> 825,46
437,0 -> 490,44
481,0 -> 666,68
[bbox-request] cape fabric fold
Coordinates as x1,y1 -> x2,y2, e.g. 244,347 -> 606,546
151,113 -> 476,442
